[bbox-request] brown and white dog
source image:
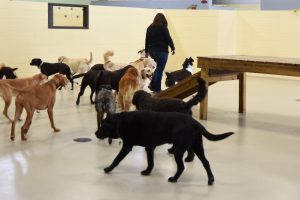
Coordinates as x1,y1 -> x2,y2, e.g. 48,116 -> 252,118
0,74 -> 47,122
118,67 -> 140,111
58,52 -> 93,74
10,74 -> 68,141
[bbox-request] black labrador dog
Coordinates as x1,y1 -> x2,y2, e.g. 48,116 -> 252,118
0,66 -> 18,79
132,77 -> 207,162
30,58 -> 74,89
165,57 -> 194,87
76,65 -> 133,105
95,111 -> 234,185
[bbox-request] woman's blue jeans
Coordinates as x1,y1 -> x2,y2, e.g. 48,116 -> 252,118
149,51 -> 169,92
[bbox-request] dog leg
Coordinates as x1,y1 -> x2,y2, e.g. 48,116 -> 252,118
141,147 -> 155,176
168,151 -> 185,183
184,146 -> 195,162
90,89 -> 95,104
3,98 -> 12,122
193,142 -> 215,185
104,145 -> 132,173
10,104 -> 23,141
21,111 -> 34,141
47,109 -> 60,132
76,78 -> 88,105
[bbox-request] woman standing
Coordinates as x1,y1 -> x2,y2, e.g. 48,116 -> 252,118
145,13 -> 175,93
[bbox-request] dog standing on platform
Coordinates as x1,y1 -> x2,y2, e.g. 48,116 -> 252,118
165,57 -> 194,87
10,74 -> 68,141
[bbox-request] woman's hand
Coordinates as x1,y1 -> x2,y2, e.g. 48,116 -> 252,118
171,49 -> 175,55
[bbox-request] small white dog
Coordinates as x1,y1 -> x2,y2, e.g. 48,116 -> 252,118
58,52 -> 93,74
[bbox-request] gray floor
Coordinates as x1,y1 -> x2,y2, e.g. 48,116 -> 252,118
0,75 -> 299,200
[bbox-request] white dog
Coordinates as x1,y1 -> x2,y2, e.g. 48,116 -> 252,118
58,52 -> 93,74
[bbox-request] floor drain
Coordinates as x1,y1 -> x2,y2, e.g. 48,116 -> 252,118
73,137 -> 92,142
297,99 -> 300,101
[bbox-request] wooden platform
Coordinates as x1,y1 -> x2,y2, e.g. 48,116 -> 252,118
156,55 -> 300,120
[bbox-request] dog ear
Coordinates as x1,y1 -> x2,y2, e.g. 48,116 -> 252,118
165,72 -> 170,77
13,68 -> 18,71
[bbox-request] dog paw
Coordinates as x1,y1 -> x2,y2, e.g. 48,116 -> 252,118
104,167 -> 113,173
167,147 -> 174,154
10,136 -> 15,141
54,128 -> 61,132
168,177 -> 177,183
184,156 -> 194,162
141,169 -> 151,176
208,177 -> 215,186
108,138 -> 112,144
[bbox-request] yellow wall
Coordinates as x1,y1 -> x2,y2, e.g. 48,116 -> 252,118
1,0 -> 300,78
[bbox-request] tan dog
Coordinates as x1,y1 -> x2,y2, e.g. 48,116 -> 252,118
118,67 -> 140,111
58,52 -> 93,74
103,51 -> 127,71
10,74 -> 68,141
0,74 -> 47,122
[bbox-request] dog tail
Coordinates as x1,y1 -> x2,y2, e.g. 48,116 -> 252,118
184,77 -> 207,109
72,73 -> 86,81
87,52 -> 93,64
201,128 -> 234,141
103,51 -> 114,64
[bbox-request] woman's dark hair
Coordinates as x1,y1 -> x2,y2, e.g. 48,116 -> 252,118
151,13 -> 168,26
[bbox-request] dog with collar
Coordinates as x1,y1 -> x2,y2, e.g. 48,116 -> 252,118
95,111 -> 234,185
165,57 -> 194,87
0,64 -> 18,79
30,58 -> 74,90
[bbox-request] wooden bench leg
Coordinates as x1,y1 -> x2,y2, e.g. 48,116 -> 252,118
238,73 -> 246,113
200,68 -> 209,120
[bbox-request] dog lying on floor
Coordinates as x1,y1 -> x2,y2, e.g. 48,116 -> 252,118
165,57 -> 194,87
0,74 -> 47,122
118,67 -> 140,111
0,64 -> 18,79
132,77 -> 207,162
94,85 -> 116,144
95,111 -> 234,185
30,58 -> 74,90
58,52 -> 93,75
10,74 -> 68,141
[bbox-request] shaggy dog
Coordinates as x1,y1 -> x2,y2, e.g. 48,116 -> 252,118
165,57 -> 194,87
95,111 -> 234,185
0,74 -> 47,122
58,52 -> 93,74
76,65 -> 133,105
0,64 -> 18,79
132,77 -> 207,162
10,74 -> 68,141
30,58 -> 74,90
94,85 -> 116,144
118,67 -> 140,111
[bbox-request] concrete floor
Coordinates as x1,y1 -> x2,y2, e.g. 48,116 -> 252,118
0,75 -> 299,200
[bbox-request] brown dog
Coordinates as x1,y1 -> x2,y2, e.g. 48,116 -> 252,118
0,74 -> 47,122
118,67 -> 139,111
10,74 -> 68,141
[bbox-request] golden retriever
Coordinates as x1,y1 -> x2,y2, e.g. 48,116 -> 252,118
118,67 -> 140,111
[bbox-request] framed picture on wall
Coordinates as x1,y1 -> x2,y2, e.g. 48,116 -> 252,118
48,3 -> 89,29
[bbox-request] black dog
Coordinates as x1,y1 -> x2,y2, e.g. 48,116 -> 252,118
76,64 -> 133,105
165,57 -> 194,87
30,58 -> 74,89
0,66 -> 18,79
132,77 -> 207,162
95,111 -> 234,185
